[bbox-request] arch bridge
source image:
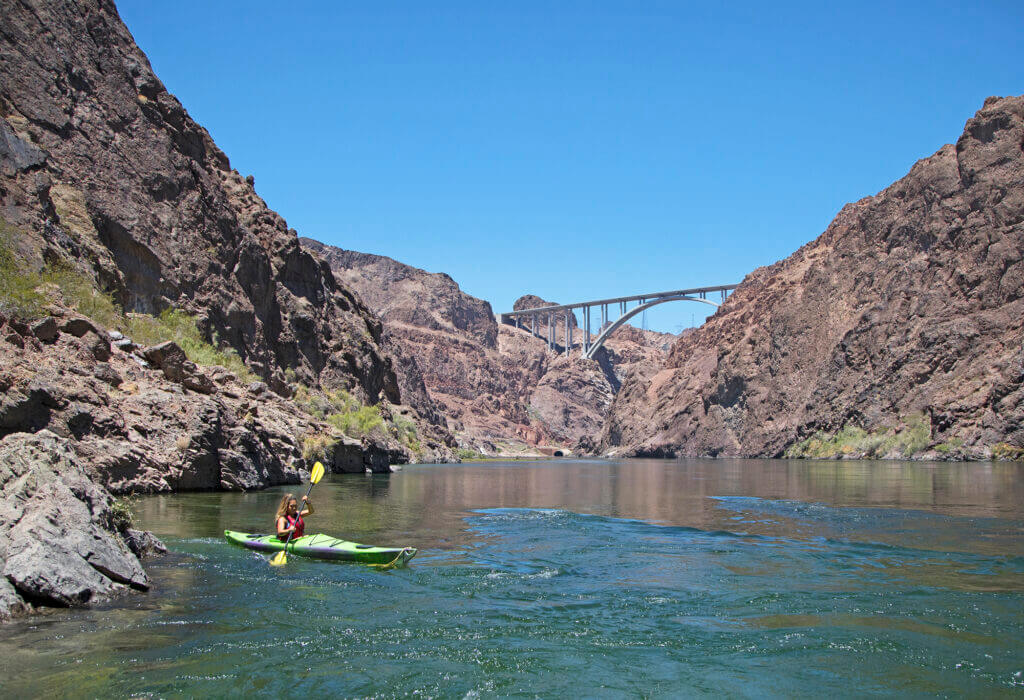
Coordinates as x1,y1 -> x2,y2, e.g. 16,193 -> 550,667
499,284 -> 737,360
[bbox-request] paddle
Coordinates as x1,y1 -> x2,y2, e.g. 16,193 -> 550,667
270,461 -> 325,566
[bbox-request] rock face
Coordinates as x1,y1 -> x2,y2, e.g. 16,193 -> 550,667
302,241 -> 550,448
302,241 -> 674,451
529,354 -> 615,447
0,312 -> 409,491
308,244 -> 499,350
0,0 -> 455,469
603,96 -> 1024,459
0,430 -> 164,620
0,0 -> 451,434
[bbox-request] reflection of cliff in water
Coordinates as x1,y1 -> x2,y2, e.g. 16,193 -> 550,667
381,459 -> 1023,551
134,460 -> 1024,556
395,459 -> 1024,520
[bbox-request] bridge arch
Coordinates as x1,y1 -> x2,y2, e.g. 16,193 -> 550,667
582,295 -> 719,359
499,284 -> 736,358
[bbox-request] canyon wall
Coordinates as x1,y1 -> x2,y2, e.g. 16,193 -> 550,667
603,96 -> 1024,460
301,240 -> 674,452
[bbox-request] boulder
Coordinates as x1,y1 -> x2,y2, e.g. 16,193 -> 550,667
59,316 -> 100,338
30,317 -> 58,343
143,341 -> 215,394
0,431 -> 162,618
143,341 -> 189,382
92,362 -> 123,387
124,529 -> 167,558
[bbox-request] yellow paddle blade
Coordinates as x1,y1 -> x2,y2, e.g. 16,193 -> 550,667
311,461 -> 325,484
269,550 -> 287,566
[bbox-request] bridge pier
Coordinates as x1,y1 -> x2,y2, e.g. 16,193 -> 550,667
564,312 -> 570,356
502,284 -> 737,359
584,305 -> 591,355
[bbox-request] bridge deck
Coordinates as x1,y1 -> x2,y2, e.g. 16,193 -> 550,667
500,284 -> 738,319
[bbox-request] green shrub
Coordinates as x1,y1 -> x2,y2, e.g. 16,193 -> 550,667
786,413 -> 933,459
110,497 -> 134,531
302,431 -> 339,461
0,224 -> 46,319
125,309 -> 257,382
935,437 -> 964,454
392,413 -> 421,452
897,413 -> 932,456
992,443 -> 1024,462
294,386 -> 387,440
41,260 -> 121,328
327,404 -> 383,438
457,447 -> 484,460
294,387 -> 361,420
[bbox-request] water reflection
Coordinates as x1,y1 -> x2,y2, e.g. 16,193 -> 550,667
134,458 -> 1024,557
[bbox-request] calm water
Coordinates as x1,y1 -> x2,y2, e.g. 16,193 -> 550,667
2,459 -> 1022,697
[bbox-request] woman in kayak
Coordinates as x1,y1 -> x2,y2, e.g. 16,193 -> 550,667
275,493 -> 314,541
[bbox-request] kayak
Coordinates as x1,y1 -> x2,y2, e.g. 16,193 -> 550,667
224,530 -> 417,568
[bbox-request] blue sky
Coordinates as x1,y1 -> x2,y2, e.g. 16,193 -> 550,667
117,1 -> 1022,333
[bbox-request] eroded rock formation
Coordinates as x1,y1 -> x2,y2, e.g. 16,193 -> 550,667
302,240 -> 674,451
0,311 -> 409,490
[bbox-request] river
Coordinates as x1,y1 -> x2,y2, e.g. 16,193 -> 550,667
2,458 -> 1022,697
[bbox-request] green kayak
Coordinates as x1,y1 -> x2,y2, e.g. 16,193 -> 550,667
224,530 -> 417,567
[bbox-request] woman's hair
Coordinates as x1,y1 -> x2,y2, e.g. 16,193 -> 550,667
275,493 -> 297,520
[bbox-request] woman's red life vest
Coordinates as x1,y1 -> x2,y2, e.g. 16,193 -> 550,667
278,513 -> 304,541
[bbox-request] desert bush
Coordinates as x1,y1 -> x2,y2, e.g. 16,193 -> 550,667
125,309 -> 257,382
327,404 -> 384,439
110,497 -> 135,531
0,223 -> 46,319
935,437 -> 964,454
392,413 -> 421,452
992,443 -> 1024,462
41,260 -> 122,328
302,431 -> 339,461
786,413 -> 932,459
294,386 -> 387,440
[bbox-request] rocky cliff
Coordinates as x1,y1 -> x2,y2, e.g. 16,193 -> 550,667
0,0 -> 454,464
301,239 -> 674,452
603,96 -> 1024,460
